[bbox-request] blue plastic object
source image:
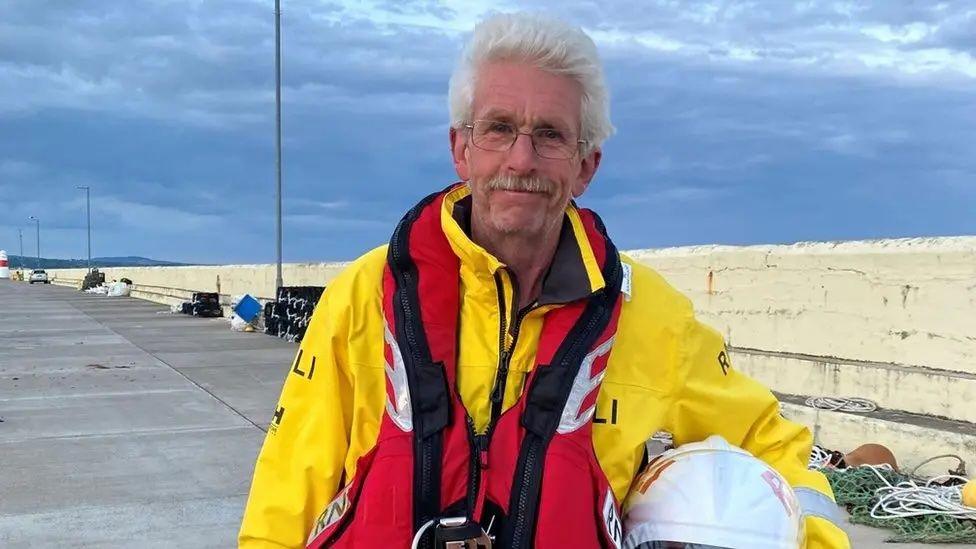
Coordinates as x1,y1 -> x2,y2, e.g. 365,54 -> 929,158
234,294 -> 262,322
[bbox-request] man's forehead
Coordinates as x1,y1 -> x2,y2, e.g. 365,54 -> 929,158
472,63 -> 582,127
477,108 -> 576,132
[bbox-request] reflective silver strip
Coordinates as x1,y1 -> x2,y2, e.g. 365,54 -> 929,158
557,336 -> 614,434
383,320 -> 413,432
795,487 -> 846,529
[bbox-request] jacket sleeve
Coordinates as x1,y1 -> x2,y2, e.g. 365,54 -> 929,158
238,289 -> 355,549
665,315 -> 851,549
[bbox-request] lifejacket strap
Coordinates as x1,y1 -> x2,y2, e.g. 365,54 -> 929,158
520,365 -> 569,436
414,360 -> 451,437
387,188 -> 452,545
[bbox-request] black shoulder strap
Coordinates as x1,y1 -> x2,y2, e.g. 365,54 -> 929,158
387,189 -> 452,547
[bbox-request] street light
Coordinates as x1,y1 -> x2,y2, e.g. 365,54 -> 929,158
274,0 -> 284,291
28,216 -> 40,269
18,228 -> 24,270
77,185 -> 91,272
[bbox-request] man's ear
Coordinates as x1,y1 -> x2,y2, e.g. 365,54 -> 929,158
450,126 -> 470,181
572,147 -> 602,197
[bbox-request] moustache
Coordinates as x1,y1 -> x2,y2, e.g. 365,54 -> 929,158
486,174 -> 553,194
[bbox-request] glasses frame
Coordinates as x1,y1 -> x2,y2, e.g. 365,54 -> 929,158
463,119 -> 587,160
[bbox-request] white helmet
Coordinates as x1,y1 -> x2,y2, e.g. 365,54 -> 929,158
622,435 -> 803,549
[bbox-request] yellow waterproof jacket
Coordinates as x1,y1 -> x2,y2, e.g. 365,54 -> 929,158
240,186 -> 850,548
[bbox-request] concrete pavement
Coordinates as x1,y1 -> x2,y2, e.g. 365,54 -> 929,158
0,281 -> 963,547
1,280 -> 294,548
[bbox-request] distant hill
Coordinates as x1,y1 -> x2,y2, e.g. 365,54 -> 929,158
5,255 -> 192,269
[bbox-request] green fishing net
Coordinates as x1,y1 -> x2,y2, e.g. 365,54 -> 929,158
824,466 -> 976,543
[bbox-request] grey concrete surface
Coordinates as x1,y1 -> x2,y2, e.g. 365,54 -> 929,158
0,281 -> 966,547
1,281 -> 295,548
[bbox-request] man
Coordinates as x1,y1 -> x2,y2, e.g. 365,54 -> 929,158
240,13 -> 850,549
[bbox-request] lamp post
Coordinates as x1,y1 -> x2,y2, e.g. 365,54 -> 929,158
28,216 -> 40,269
18,228 -> 24,269
77,185 -> 91,271
274,0 -> 284,291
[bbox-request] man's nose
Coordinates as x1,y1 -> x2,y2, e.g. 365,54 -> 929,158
503,132 -> 539,175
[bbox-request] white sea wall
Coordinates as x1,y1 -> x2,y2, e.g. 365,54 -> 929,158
627,236 -> 976,375
49,236 -> 976,423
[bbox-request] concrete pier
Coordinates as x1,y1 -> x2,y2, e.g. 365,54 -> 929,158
0,281 -> 294,548
1,281 -> 969,547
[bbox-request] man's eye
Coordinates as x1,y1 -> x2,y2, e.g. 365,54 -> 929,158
487,122 -> 513,134
537,128 -> 565,141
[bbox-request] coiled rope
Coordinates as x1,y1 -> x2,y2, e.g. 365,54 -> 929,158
862,463 -> 976,521
805,396 -> 878,413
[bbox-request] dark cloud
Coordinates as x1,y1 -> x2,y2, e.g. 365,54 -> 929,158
1,0 -> 973,263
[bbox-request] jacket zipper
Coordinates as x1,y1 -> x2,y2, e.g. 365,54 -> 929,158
489,270 -> 524,424
468,269 -> 533,520
466,416 -> 490,516
507,252 -> 620,548
508,305 -> 606,547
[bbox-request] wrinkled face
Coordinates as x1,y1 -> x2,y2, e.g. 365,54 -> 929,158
451,61 -> 601,238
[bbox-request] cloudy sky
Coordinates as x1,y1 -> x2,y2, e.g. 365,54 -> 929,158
2,0 -> 974,264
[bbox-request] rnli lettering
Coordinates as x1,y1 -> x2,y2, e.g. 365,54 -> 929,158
602,488 -> 622,549
318,494 -> 348,531
291,349 -> 305,376
307,485 -> 351,543
593,399 -> 619,425
291,349 -> 316,380
717,350 -> 731,376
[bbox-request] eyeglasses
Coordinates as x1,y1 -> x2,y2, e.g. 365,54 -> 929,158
464,119 -> 586,160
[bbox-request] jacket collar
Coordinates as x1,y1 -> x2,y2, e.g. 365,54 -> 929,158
439,184 -> 605,305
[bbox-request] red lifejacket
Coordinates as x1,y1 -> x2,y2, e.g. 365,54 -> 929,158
306,185 -> 625,548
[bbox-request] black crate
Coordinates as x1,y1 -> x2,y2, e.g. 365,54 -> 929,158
266,286 -> 325,342
191,292 -> 220,304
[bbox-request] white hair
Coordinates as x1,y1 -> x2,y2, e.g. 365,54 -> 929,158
448,12 -> 614,154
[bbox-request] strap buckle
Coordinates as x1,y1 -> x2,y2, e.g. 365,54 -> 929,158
413,516 -> 493,549
435,517 -> 492,549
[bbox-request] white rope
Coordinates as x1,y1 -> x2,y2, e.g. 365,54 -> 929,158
809,444 -> 834,470
650,430 -> 673,445
909,454 -> 967,478
859,464 -> 976,521
805,396 -> 878,413
410,519 -> 437,549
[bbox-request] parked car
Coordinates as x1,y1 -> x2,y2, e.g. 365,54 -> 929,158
29,269 -> 50,284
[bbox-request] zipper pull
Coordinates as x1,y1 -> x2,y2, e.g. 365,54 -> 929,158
489,383 -> 503,406
490,349 -> 510,406
475,434 -> 490,469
